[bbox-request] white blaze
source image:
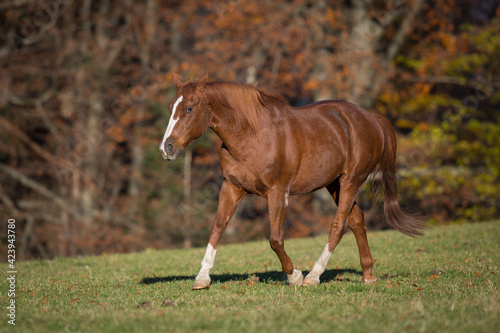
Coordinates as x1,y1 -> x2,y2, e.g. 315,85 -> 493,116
160,95 -> 183,152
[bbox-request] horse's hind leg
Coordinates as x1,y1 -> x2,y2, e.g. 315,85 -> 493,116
303,180 -> 349,286
349,203 -> 377,284
303,179 -> 377,286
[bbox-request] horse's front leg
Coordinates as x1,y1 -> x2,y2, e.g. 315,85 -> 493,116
192,180 -> 247,290
267,189 -> 304,286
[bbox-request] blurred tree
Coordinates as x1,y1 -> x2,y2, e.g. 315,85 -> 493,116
0,0 -> 498,258
174,0 -> 424,108
376,3 -> 500,222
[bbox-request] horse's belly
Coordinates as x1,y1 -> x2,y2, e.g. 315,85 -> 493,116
290,153 -> 345,194
220,133 -> 347,196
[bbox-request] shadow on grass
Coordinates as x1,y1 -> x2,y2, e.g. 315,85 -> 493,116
141,268 -> 361,285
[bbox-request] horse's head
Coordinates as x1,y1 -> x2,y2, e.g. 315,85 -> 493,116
160,74 -> 211,161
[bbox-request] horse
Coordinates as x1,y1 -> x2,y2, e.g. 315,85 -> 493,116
159,74 -> 427,289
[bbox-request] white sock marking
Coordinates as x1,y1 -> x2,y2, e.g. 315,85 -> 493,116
160,95 -> 183,153
195,243 -> 217,281
305,243 -> 332,282
287,268 -> 303,285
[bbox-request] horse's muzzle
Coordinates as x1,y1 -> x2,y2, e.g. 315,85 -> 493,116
160,139 -> 181,161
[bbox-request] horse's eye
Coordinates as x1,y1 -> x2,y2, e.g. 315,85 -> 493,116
185,107 -> 193,113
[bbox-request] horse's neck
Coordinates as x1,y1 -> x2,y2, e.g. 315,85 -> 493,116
209,108 -> 258,159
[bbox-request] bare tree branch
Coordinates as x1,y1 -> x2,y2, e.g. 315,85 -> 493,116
386,0 -> 425,62
0,163 -> 94,221
0,0 -> 36,10
102,36 -> 128,71
0,182 -> 21,216
0,115 -> 74,170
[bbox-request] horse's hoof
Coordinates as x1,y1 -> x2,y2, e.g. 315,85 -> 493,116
192,279 -> 211,290
288,269 -> 304,286
302,277 -> 320,287
363,276 -> 377,285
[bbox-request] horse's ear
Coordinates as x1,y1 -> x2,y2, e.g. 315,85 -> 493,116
196,73 -> 209,93
172,73 -> 183,88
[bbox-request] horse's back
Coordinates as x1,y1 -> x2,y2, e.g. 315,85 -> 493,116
290,100 -> 384,150
284,100 -> 385,193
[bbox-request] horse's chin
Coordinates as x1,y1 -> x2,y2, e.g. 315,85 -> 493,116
165,147 -> 183,161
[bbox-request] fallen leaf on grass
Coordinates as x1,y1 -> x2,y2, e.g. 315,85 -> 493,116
161,299 -> 178,307
385,281 -> 401,288
70,298 -> 80,303
380,273 -> 398,280
246,274 -> 260,285
430,269 -> 445,275
427,274 -> 440,281
137,301 -> 152,308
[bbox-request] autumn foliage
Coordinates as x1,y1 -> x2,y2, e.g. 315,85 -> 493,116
0,0 -> 498,259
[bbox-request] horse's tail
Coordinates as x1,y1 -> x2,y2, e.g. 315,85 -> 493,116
374,114 -> 428,237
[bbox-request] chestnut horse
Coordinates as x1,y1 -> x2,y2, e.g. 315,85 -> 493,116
160,74 -> 426,289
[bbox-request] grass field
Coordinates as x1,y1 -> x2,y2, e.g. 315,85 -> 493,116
1,221 -> 499,332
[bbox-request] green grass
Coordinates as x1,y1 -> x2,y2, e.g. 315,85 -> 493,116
1,221 -> 499,332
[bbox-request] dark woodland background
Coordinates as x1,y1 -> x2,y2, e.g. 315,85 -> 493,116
1,0 -> 499,259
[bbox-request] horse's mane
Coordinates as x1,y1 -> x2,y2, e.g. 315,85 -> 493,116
205,81 -> 288,133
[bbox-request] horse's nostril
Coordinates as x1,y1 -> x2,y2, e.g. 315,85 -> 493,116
166,143 -> 174,155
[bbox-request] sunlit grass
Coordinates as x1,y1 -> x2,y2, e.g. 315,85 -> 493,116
1,221 -> 499,332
